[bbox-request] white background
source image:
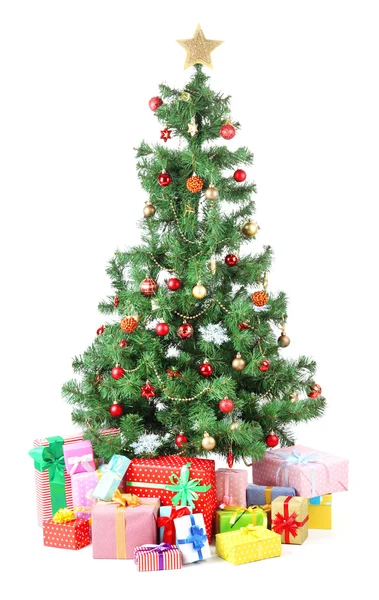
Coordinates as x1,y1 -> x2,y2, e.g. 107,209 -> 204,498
1,0 -> 377,596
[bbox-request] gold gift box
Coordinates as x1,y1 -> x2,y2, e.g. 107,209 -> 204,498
216,525 -> 281,565
308,494 -> 332,529
271,496 -> 309,545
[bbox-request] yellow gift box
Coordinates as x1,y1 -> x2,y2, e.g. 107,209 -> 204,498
216,525 -> 281,565
308,494 -> 332,529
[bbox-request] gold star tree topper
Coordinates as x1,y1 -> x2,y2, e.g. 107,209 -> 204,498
177,24 -> 223,69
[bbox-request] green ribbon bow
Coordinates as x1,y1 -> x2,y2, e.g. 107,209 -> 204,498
29,436 -> 67,514
165,463 -> 211,509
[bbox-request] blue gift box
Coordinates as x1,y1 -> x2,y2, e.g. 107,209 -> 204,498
93,454 -> 130,501
247,484 -> 296,507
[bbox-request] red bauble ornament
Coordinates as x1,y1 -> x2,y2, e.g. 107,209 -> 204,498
219,397 -> 234,413
149,96 -> 163,112
227,450 -> 234,468
199,360 -> 213,377
140,277 -> 158,297
111,364 -> 125,380
167,277 -> 181,291
225,253 -> 238,266
220,123 -> 236,140
97,325 -> 105,335
266,432 -> 279,447
141,381 -> 156,399
175,432 -> 188,448
119,339 -> 129,348
308,383 -> 322,398
158,171 -> 172,187
160,128 -> 171,143
237,321 -> 249,331
156,321 -> 170,336
252,291 -> 269,307
177,321 -> 194,339
109,402 -> 123,417
233,169 -> 246,182
258,359 -> 270,372
186,175 -> 204,193
120,316 -> 138,333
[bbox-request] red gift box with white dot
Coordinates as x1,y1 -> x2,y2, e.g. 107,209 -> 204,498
43,518 -> 91,550
124,456 -> 217,541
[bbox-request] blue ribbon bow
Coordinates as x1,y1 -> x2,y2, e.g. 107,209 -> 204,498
268,449 -> 330,497
177,514 -> 207,560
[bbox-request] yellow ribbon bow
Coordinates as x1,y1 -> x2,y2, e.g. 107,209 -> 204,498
238,524 -> 263,538
112,489 -> 141,508
52,508 -> 76,523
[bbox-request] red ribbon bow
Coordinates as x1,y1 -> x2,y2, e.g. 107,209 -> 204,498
272,496 -> 309,543
157,506 -> 191,544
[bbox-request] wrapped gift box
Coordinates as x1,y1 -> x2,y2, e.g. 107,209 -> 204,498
216,468 -> 248,508
125,456 -> 217,541
93,454 -> 131,501
308,494 -> 332,529
175,513 -> 211,564
43,511 -> 91,550
29,429 -> 119,526
252,445 -> 349,498
246,484 -> 296,528
63,440 -> 96,476
134,544 -> 182,571
92,495 -> 160,559
215,505 -> 268,534
158,506 -> 192,544
72,471 -> 99,520
216,525 -> 281,565
271,496 -> 309,544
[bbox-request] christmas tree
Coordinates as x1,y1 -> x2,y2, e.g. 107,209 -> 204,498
62,26 -> 325,465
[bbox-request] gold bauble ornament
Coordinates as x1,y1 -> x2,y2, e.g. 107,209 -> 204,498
143,201 -> 156,217
205,184 -> 219,201
232,352 -> 246,371
192,282 -> 207,299
278,333 -> 291,347
201,431 -> 216,451
230,421 -> 239,431
242,220 -> 259,237
290,392 -> 300,402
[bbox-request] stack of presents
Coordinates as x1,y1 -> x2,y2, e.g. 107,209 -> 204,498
29,432 -> 348,570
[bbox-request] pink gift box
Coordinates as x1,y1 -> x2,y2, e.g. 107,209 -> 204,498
252,445 -> 349,498
72,471 -> 98,519
92,498 -> 160,559
63,440 -> 96,476
216,468 -> 248,508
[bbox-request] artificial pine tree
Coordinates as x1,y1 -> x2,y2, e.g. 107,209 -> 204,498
62,27 -> 325,465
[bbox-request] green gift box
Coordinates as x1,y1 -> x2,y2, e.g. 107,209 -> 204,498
215,505 -> 268,534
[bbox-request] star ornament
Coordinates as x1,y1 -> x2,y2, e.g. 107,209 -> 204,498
177,24 -> 223,70
160,127 -> 172,143
187,116 -> 198,137
141,381 -> 156,400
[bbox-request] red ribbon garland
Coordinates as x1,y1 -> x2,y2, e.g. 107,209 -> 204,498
272,496 -> 309,543
157,506 -> 191,544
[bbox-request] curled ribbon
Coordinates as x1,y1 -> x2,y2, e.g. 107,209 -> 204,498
268,449 -> 330,497
67,453 -> 94,476
53,508 -> 76,523
134,543 -> 173,570
157,506 -> 191,544
177,514 -> 207,560
272,496 -> 309,543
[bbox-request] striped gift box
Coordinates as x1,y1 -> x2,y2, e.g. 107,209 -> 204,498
134,544 -> 182,572
32,428 -> 119,526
